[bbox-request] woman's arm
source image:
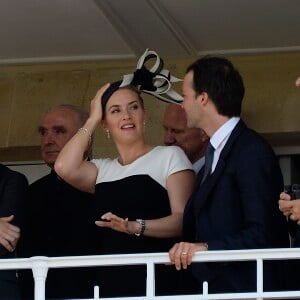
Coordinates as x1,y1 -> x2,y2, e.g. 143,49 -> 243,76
96,169 -> 195,238
144,169 -> 195,237
55,84 -> 109,193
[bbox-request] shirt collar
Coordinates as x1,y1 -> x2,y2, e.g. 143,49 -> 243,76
210,117 -> 240,150
193,156 -> 205,173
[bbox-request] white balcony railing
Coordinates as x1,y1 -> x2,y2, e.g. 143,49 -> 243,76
1,248 -> 300,300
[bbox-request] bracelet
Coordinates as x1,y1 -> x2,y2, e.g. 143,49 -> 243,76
135,219 -> 145,236
78,127 -> 92,144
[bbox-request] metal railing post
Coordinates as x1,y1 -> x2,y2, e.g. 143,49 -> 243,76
94,285 -> 99,299
256,258 -> 263,300
202,281 -> 208,299
146,261 -> 155,297
32,259 -> 48,300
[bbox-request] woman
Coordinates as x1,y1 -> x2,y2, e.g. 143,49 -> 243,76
55,83 -> 195,297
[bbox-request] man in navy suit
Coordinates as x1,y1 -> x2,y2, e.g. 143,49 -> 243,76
169,56 -> 290,293
0,164 -> 27,299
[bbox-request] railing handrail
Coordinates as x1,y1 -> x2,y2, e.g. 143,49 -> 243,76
1,247 -> 300,300
1,247 -> 300,270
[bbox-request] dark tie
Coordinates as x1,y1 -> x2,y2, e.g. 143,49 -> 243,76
201,142 -> 215,184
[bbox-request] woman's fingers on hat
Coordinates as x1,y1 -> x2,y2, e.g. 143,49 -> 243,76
101,83 -> 110,92
94,83 -> 110,100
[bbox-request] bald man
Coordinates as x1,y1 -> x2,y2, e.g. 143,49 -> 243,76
18,105 -> 98,299
163,104 -> 208,173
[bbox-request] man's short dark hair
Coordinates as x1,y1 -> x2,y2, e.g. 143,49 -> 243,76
186,56 -> 245,117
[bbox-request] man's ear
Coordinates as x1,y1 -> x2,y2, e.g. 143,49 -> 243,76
196,91 -> 209,105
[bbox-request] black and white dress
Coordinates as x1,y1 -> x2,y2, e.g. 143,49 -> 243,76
91,145 -> 192,297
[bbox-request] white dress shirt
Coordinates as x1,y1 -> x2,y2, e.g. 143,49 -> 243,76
193,156 -> 205,174
210,117 -> 240,173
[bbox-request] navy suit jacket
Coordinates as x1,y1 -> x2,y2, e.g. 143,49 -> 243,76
183,120 -> 289,292
0,164 -> 28,299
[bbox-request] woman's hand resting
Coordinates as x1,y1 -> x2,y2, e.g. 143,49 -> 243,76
95,212 -> 140,235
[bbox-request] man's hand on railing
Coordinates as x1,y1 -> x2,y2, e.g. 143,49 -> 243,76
168,241 -> 208,270
0,215 -> 20,254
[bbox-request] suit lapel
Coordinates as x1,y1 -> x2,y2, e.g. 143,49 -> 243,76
192,120 -> 247,210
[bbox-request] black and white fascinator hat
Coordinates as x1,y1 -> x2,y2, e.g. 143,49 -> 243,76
101,49 -> 183,110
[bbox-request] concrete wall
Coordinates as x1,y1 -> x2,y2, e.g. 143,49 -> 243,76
1,52 -> 300,162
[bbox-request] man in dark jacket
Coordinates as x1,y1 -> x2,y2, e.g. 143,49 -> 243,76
0,164 -> 27,299
169,56 -> 290,293
18,105 -> 98,299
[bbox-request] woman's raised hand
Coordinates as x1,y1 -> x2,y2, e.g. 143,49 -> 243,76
90,83 -> 110,122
